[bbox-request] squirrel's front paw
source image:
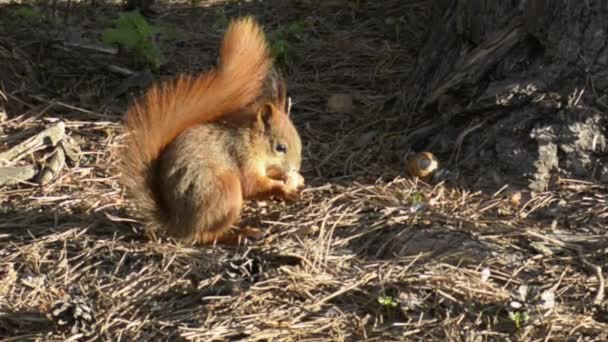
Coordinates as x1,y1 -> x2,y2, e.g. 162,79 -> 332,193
277,183 -> 299,201
278,172 -> 304,201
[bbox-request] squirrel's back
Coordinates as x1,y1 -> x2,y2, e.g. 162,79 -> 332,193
119,17 -> 273,235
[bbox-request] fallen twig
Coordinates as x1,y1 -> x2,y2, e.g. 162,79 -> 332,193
0,121 -> 65,163
0,165 -> 38,186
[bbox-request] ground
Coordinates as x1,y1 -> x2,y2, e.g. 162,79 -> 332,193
1,0 -> 607,341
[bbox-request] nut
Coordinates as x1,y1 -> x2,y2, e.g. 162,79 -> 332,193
407,152 -> 439,179
284,171 -> 305,190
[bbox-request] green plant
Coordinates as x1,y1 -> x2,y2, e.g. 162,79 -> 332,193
9,6 -> 45,25
268,21 -> 306,64
384,16 -> 406,26
209,14 -> 305,64
347,0 -> 364,12
377,295 -> 399,308
508,311 -> 529,329
384,15 -> 407,40
377,295 -> 400,321
410,192 -> 425,205
213,7 -> 229,31
102,11 -> 177,70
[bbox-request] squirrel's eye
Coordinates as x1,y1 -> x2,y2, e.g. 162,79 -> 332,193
276,143 -> 287,153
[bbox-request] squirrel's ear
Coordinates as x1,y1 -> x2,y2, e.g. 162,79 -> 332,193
276,78 -> 287,104
268,68 -> 288,115
256,103 -> 274,131
276,79 -> 290,116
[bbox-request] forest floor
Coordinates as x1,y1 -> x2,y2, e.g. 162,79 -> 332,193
1,0 -> 607,341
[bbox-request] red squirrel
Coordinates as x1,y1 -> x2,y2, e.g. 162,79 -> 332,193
119,17 -> 305,245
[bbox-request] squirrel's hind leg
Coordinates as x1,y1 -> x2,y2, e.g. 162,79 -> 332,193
193,172 -> 262,246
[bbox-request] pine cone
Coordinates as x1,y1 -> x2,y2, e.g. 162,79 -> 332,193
48,295 -> 96,337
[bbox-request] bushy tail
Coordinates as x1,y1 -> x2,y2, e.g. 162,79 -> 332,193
119,17 -> 272,231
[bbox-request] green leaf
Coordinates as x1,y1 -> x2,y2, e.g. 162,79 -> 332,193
102,28 -> 140,48
9,6 -> 45,24
287,21 -> 305,34
411,192 -> 424,205
385,17 -> 396,25
377,296 -> 398,308
101,10 -> 173,70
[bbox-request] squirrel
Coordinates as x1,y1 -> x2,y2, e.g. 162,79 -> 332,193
118,17 -> 305,246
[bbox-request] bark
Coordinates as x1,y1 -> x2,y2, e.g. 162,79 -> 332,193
409,0 -> 608,190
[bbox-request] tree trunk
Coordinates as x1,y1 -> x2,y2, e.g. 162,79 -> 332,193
410,0 -> 608,191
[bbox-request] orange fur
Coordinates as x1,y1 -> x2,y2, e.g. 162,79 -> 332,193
119,17 -> 272,232
119,16 -> 304,245
194,172 -> 243,244
124,17 -> 271,160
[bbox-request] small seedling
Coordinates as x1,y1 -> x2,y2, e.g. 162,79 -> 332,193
508,311 -> 529,329
377,295 -> 399,308
384,16 -> 406,26
102,11 -> 178,70
385,15 -> 407,40
347,0 -> 364,11
377,295 -> 400,321
411,192 -> 425,205
409,192 -> 427,212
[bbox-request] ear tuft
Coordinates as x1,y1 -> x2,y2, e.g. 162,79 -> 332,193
286,97 -> 292,117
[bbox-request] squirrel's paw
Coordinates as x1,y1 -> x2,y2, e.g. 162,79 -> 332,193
238,226 -> 265,241
217,227 -> 265,246
279,184 -> 302,201
279,171 -> 304,200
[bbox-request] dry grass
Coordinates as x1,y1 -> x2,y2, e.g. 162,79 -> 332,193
1,0 -> 608,341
